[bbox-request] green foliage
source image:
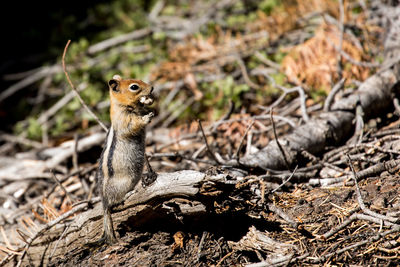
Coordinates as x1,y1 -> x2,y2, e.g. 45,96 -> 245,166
70,39 -> 90,58
52,112 -> 72,137
226,13 -> 258,30
270,72 -> 286,86
259,0 -> 282,15
351,5 -> 363,14
82,86 -> 104,106
225,1 -> 258,31
202,76 -> 250,120
89,0 -> 155,39
376,55 -> 384,64
153,31 -> 167,41
272,48 -> 287,64
162,5 -> 177,16
15,118 -> 42,140
310,88 -> 327,102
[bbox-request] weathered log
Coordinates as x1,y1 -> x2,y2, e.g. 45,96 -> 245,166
238,111 -> 355,169
14,170 -> 225,266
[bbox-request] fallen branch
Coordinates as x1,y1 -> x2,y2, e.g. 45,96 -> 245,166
87,28 -> 152,54
309,159 -> 400,187
0,66 -> 61,103
237,11 -> 400,170
0,132 -> 106,181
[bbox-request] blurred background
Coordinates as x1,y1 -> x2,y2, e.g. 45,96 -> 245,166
0,0 -> 381,151
0,0 -> 152,131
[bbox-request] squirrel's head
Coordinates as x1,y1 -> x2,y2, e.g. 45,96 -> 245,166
108,74 -> 154,113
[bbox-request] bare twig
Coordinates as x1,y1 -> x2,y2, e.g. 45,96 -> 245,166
0,133 -> 44,149
347,103 -> 364,145
72,133 -> 79,172
37,83 -> 87,125
161,97 -> 195,128
221,100 -> 235,121
0,66 -> 61,103
309,159 -> 400,187
235,120 -> 255,160
346,154 -> 398,223
49,225 -> 70,258
196,231 -> 207,262
270,109 -> 290,170
235,55 -> 261,90
210,100 -> 236,133
41,118 -> 49,146
326,36 -> 381,68
45,164 -> 97,199
50,170 -> 76,202
317,225 -> 400,263
148,0 -> 165,21
323,77 -> 346,112
295,86 -> 309,122
211,113 -> 296,130
254,51 -> 280,70
197,120 -> 221,164
302,150 -> 346,174
251,68 -> 308,121
3,66 -> 45,81
271,165 -> 298,193
44,132 -> 106,170
87,28 -> 152,54
216,251 -> 234,267
62,40 -> 108,132
336,0 -> 345,79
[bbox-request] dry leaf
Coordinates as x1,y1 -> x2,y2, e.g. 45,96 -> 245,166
171,231 -> 185,251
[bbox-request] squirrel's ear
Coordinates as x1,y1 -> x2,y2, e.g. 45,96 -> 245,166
108,78 -> 120,92
112,74 -> 122,81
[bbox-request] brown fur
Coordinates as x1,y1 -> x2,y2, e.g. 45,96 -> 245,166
110,79 -> 152,114
109,76 -> 154,138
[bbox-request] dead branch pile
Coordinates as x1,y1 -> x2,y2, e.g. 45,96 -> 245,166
0,0 -> 399,266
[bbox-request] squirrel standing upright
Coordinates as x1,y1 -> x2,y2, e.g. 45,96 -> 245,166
96,74 -> 155,245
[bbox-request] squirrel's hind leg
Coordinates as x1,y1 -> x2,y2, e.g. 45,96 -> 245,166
85,206 -> 117,247
102,206 -> 117,244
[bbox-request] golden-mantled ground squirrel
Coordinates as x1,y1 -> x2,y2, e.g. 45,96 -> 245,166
96,74 -> 155,244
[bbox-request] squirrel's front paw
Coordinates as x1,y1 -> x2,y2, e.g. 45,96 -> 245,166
142,112 -> 155,124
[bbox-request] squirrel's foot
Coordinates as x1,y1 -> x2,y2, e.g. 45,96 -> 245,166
85,232 -> 117,247
142,171 -> 158,187
142,111 -> 155,124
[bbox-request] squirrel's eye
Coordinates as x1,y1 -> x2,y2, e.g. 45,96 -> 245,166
129,83 -> 140,91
